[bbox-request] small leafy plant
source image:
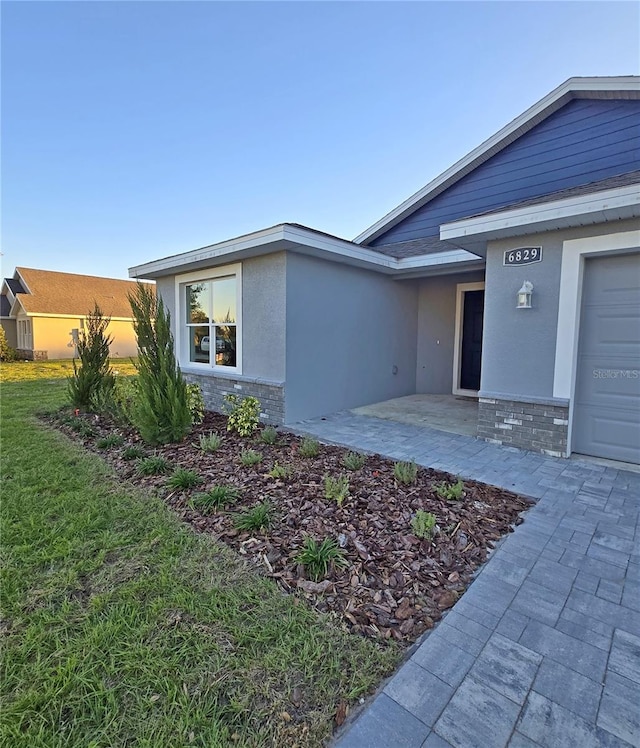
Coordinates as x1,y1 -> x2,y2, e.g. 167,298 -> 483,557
191,485 -> 241,512
324,474 -> 349,506
299,436 -> 320,458
121,445 -> 146,461
137,455 -> 171,475
260,425 -> 278,445
96,434 -> 124,449
225,394 -> 260,437
394,460 -> 418,485
234,502 -> 272,532
199,432 -> 222,453
435,478 -> 465,501
240,449 -> 262,467
187,383 -> 205,425
342,451 -> 366,471
296,537 -> 348,582
166,468 -> 202,490
411,510 -> 437,540
268,461 -> 292,479
63,415 -> 97,437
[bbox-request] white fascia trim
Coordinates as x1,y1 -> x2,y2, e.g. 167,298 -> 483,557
128,223 -> 482,279
281,224 -> 396,270
14,269 -> 31,295
395,249 -> 480,271
130,225 -> 289,278
355,77 -> 640,245
9,298 -> 25,318
440,184 -> 640,241
129,224 -> 396,279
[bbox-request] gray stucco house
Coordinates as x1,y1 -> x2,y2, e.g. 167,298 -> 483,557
130,76 -> 640,465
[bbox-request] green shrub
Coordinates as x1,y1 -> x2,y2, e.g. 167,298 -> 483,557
187,383 -> 205,425
341,451 -> 366,471
198,432 -> 222,453
110,375 -> 139,425
137,455 -> 171,476
296,537 -> 348,582
259,425 -> 278,445
128,283 -> 191,445
435,478 -> 465,501
268,461 -> 292,480
191,485 -> 240,512
240,449 -> 262,467
166,468 -> 202,490
394,460 -> 418,485
234,502 -> 272,532
121,445 -> 146,461
324,474 -> 349,506
0,327 -> 17,362
67,304 -> 115,412
62,414 -> 97,437
411,510 -> 437,539
298,436 -> 320,458
96,434 -> 124,449
224,394 -> 261,437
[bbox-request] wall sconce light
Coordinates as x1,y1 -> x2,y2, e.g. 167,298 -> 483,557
517,281 -> 533,309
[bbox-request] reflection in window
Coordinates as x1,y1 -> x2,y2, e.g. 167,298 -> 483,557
189,325 -> 210,364
184,275 -> 238,368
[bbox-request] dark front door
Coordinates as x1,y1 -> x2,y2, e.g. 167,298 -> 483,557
460,290 -> 484,391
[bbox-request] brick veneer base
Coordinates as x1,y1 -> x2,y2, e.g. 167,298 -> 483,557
478,396 -> 569,458
183,371 -> 285,425
16,349 -> 48,361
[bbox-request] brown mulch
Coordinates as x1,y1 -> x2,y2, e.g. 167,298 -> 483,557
49,410 -> 534,648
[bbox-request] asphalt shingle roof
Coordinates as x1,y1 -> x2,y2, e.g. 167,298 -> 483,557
14,268 -> 152,318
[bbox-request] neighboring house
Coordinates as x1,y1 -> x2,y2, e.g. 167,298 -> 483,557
0,267 -> 149,360
130,76 -> 640,464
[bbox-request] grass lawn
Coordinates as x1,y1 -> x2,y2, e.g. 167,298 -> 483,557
0,372 -> 399,747
0,359 -> 138,384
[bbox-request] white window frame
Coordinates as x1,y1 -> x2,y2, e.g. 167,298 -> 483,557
175,263 -> 242,375
452,281 -> 485,396
18,318 -> 33,350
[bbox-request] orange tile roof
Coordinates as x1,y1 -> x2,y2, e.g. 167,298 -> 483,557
14,268 -> 153,318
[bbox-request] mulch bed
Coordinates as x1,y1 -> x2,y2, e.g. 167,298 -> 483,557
49,410 -> 534,648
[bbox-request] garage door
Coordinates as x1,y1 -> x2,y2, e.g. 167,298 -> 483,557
572,252 -> 640,464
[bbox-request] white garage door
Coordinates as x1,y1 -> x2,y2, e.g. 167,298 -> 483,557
572,252 -> 640,464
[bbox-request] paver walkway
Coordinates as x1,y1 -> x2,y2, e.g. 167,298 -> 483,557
290,411 -> 640,748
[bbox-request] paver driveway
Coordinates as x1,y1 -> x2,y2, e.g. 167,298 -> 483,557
291,411 -> 640,748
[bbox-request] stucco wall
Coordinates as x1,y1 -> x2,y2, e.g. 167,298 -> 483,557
416,270 -> 485,394
481,217 -> 639,400
242,252 -> 286,381
31,316 -> 139,359
156,277 -> 175,328
284,253 -> 418,423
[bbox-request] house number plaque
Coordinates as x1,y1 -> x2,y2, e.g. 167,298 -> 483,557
503,247 -> 543,266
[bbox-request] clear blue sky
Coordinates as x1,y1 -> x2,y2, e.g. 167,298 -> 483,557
2,1 -> 639,280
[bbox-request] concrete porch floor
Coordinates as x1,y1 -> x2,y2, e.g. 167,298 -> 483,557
352,394 -> 479,438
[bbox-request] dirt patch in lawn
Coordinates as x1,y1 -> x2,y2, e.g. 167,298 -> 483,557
49,410 -> 533,647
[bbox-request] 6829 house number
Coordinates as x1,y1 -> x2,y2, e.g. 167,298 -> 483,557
503,247 -> 543,266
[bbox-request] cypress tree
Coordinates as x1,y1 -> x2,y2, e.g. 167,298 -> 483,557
68,304 -> 115,411
128,282 -> 191,444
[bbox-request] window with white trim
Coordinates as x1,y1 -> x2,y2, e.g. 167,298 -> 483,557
179,265 -> 241,371
18,319 -> 32,350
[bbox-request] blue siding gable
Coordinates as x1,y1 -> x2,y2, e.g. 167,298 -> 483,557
370,98 -> 640,247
